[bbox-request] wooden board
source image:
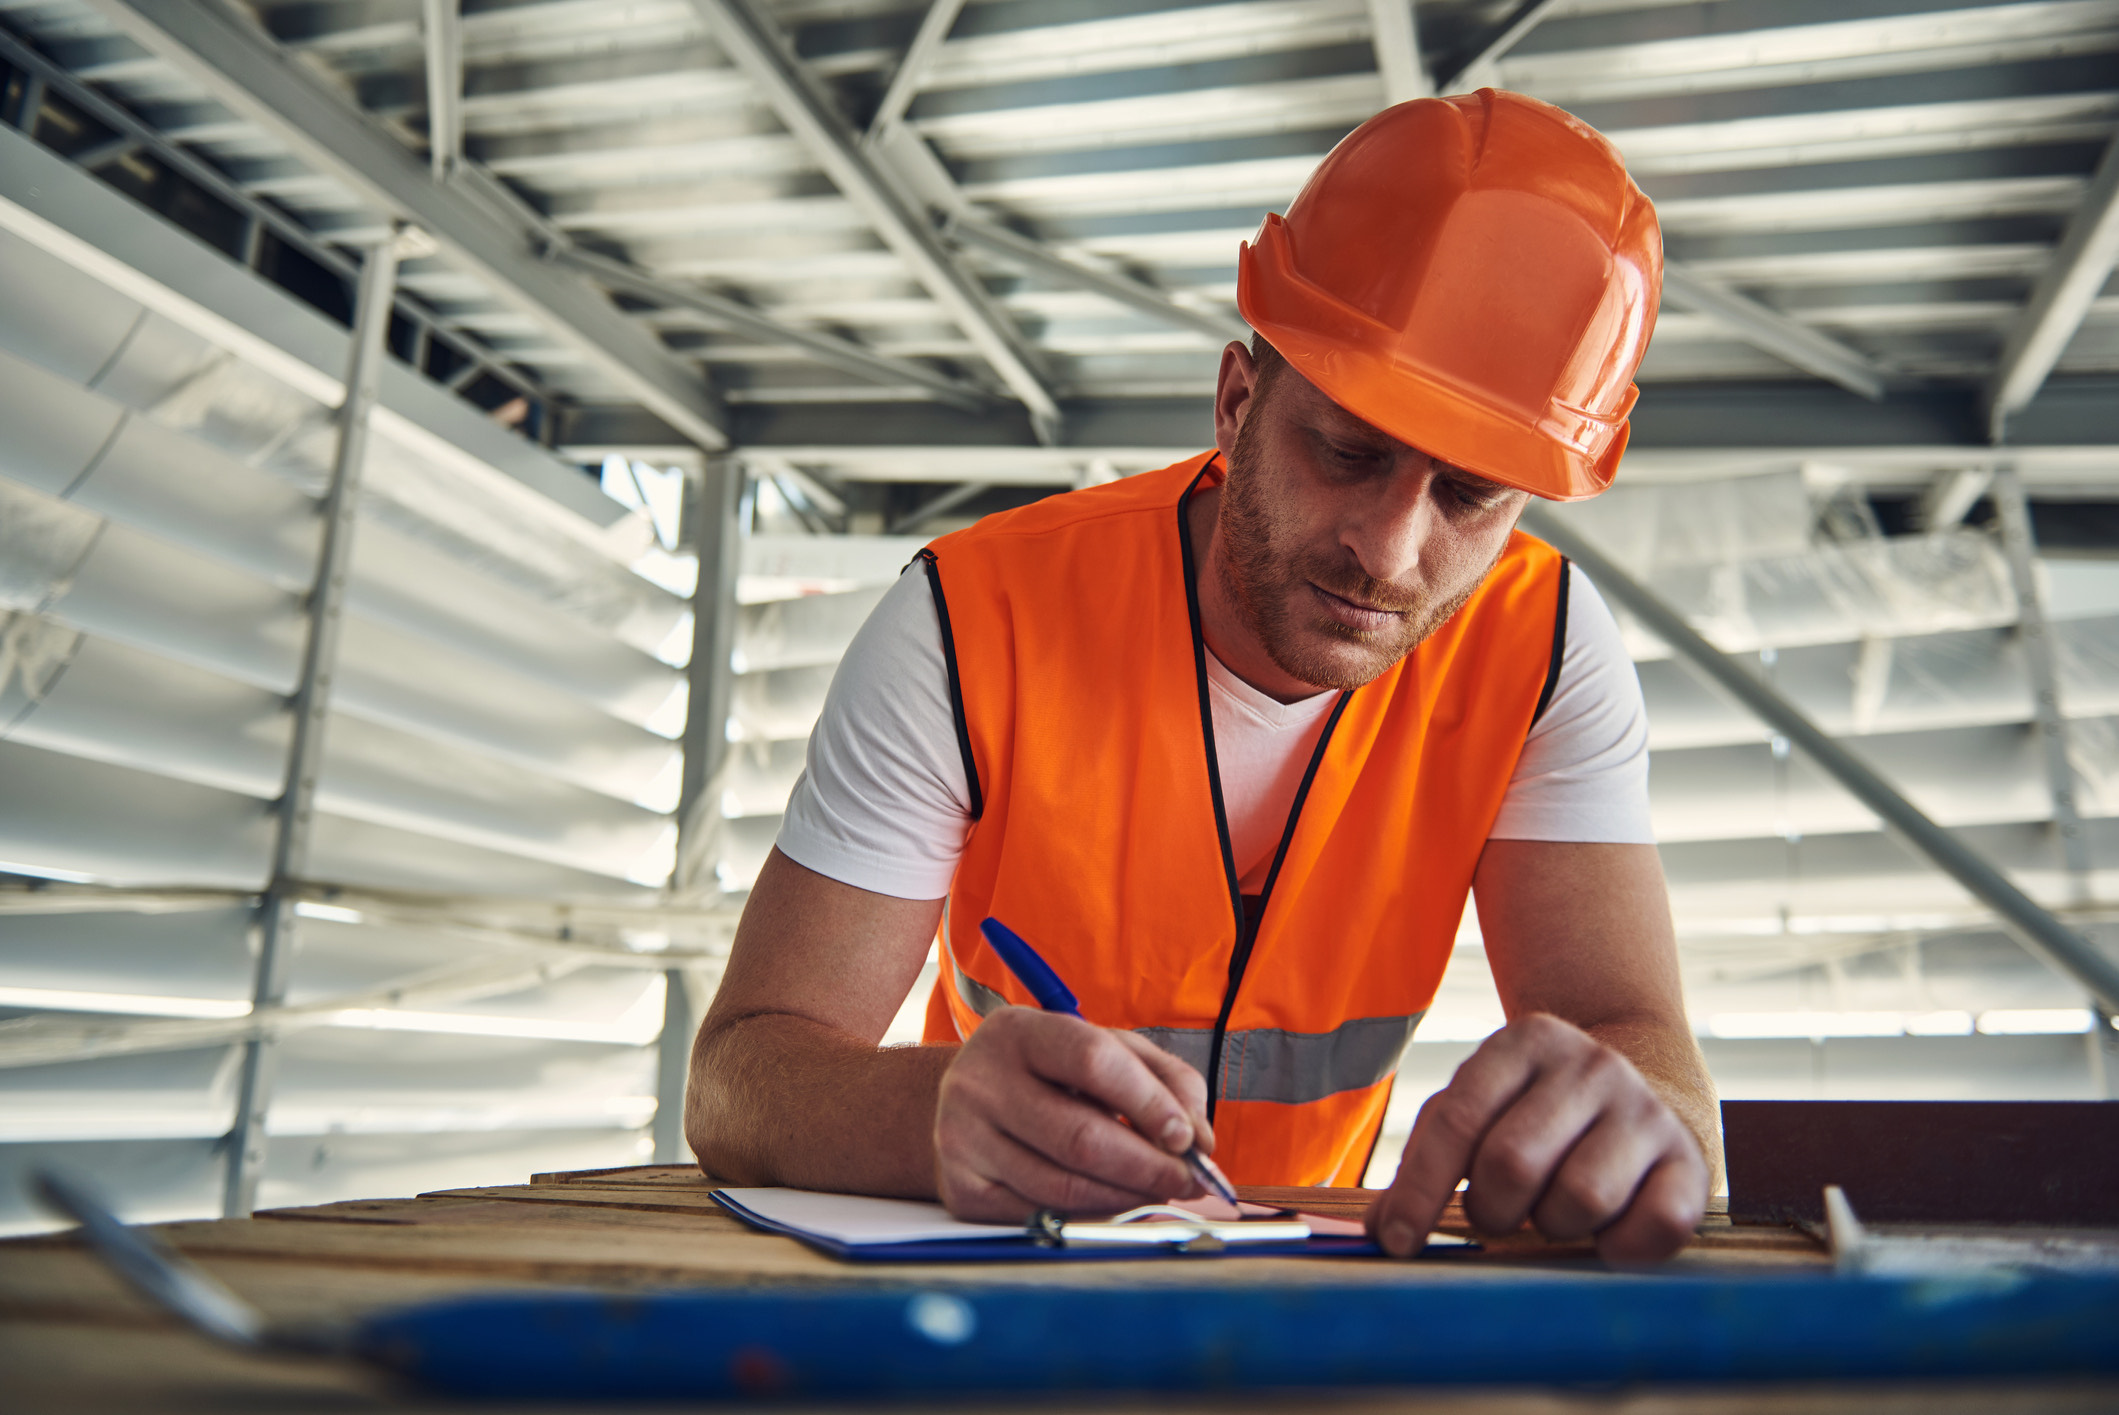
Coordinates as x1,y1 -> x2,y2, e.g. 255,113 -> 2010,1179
11,1161 -> 2106,1413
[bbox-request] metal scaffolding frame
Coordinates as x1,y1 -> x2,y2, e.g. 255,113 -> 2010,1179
1987,133 -> 2119,443
686,0 -> 1063,444
87,0 -> 732,451
1522,504 -> 2119,1018
223,231 -> 403,1218
0,21 -> 557,426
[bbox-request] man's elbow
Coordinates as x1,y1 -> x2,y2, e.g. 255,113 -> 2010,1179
683,1017 -> 771,1185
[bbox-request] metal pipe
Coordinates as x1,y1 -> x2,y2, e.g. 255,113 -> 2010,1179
0,24 -> 555,414
1438,0 -> 1561,91
867,0 -> 966,136
419,0 -> 463,183
560,246 -> 992,411
1519,502 -> 2119,1014
889,479 -> 988,535
653,969 -> 695,1164
941,211 -> 1250,344
1987,132 -> 2119,442
674,455 -> 743,895
1991,465 -> 2092,887
1660,263 -> 1890,402
1365,0 -> 1432,102
687,0 -> 1062,445
223,233 -> 403,1218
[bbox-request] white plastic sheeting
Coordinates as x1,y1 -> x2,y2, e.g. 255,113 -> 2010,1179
0,196 -> 690,1226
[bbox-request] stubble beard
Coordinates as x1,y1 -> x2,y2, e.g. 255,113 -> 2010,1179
1215,430 -> 1499,692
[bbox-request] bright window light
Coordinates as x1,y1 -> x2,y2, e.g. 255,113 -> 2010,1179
0,986 -> 250,1019
1410,1014 -> 1506,1042
1975,1008 -> 2092,1035
325,1007 -> 658,1046
326,976 -> 666,1046
294,902 -> 364,924
632,545 -> 698,598
1902,1010 -> 1974,1036
1704,1011 -> 1908,1039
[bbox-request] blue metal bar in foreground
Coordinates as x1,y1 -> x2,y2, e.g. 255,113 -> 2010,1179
360,1277 -> 2119,1398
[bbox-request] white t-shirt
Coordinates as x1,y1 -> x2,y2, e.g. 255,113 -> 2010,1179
777,561 -> 1654,900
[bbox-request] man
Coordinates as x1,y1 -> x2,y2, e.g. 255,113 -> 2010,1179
687,90 -> 1721,1266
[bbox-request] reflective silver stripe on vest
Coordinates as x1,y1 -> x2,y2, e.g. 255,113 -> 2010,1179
953,963 -> 1012,1020
1136,1015 -> 1423,1105
954,961 -> 1419,1106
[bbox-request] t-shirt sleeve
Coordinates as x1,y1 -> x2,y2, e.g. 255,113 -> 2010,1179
773,565 -> 975,899
1487,563 -> 1657,844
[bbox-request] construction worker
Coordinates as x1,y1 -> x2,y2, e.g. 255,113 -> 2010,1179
688,90 -> 1721,1266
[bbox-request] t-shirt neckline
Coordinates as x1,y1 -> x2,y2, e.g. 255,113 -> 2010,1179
1202,647 -> 1340,732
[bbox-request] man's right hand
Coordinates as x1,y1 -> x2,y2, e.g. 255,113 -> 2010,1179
933,1007 -> 1214,1222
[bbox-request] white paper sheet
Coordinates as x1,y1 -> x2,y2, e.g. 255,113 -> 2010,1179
715,1188 -> 1026,1245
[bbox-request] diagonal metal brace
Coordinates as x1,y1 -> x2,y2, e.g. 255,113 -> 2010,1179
687,0 -> 1062,444
1522,502 -> 2119,1014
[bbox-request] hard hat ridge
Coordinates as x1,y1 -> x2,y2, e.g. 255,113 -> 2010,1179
1236,89 -> 1662,501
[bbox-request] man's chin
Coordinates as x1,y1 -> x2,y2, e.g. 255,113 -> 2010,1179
1266,628 -> 1409,692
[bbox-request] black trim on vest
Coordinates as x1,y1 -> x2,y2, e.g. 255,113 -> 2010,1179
1530,556 -> 1572,728
917,548 -> 984,821
1178,459 -> 1353,1120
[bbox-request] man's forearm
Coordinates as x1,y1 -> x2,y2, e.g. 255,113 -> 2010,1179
1585,1017 -> 1725,1191
686,1012 -> 954,1196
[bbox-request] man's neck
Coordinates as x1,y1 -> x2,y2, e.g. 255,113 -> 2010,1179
1185,483 -> 1334,705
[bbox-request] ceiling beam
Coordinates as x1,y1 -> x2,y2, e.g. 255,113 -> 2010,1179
1986,133 -> 2119,444
1660,263 -> 1891,402
1365,0 -> 1433,104
1916,466 -> 1994,531
556,247 -> 994,411
418,0 -> 461,182
686,0 -> 1063,445
706,375 -> 2119,453
1439,0 -> 1564,93
940,210 -> 1250,345
85,0 -> 732,450
867,0 -> 966,137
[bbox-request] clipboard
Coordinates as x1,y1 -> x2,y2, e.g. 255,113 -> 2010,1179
710,1187 -> 1471,1262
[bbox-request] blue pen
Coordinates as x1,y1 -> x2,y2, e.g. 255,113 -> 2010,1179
978,916 -> 1241,1208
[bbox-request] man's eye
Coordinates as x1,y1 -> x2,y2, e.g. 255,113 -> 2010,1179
1442,479 -> 1507,511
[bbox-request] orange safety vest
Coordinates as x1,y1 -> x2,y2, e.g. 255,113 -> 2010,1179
918,452 -> 1569,1186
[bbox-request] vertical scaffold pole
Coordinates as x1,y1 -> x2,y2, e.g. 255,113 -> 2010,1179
223,232 -> 403,1217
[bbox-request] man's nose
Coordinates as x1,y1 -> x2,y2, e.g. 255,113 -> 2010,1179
1340,463 -> 1436,585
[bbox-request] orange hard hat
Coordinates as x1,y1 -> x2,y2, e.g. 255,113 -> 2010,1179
1237,89 -> 1661,501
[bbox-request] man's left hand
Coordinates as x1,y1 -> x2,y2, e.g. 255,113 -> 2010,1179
1364,1013 -> 1709,1267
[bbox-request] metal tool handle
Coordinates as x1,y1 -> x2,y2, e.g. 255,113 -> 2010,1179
32,1168 -> 268,1349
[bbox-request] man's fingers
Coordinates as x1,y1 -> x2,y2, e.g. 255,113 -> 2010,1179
1466,1050 -> 1627,1237
1365,1034 -> 1540,1256
1591,1154 -> 1706,1268
1109,1029 -> 1214,1153
1526,1102 -> 1673,1242
994,1070 -> 1197,1200
937,1165 -> 1043,1224
947,1125 -> 1173,1222
1020,1015 -> 1201,1159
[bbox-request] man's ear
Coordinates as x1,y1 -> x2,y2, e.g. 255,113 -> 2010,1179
1213,341 -> 1260,463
